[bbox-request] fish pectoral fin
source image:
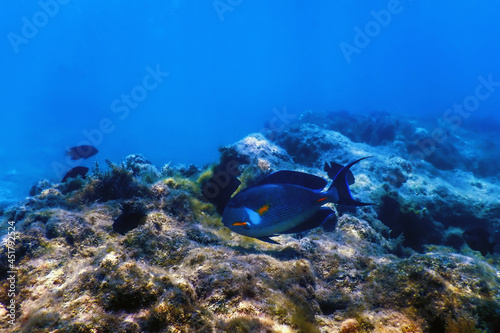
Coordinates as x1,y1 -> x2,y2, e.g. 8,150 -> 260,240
281,208 -> 334,234
232,221 -> 250,230
256,236 -> 280,244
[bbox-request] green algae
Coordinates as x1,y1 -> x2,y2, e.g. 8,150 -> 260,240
163,176 -> 199,194
365,253 -> 500,332
82,261 -> 164,311
67,160 -> 151,205
18,308 -> 60,333
189,197 -> 220,228
222,316 -> 269,333
4,131 -> 500,332
196,165 -> 215,186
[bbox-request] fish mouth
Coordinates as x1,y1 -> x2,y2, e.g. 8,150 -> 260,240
232,222 -> 248,226
232,221 -> 250,229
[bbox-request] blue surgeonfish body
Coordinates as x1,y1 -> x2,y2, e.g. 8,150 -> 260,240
222,157 -> 372,244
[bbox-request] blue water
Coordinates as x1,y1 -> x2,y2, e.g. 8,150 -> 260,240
1,0 -> 500,204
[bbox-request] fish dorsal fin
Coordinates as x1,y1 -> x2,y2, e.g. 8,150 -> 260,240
257,171 -> 327,190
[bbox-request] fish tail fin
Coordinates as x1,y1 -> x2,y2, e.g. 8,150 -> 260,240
328,156 -> 373,206
66,149 -> 77,160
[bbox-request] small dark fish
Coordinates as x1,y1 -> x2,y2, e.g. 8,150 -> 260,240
463,228 -> 495,256
222,157 -> 372,244
62,166 -> 89,182
66,145 -> 98,160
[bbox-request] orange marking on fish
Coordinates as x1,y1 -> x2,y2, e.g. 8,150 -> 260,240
317,197 -> 328,202
232,222 -> 248,226
257,204 -> 270,215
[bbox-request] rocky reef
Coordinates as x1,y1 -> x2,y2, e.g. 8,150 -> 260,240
1,111 -> 500,332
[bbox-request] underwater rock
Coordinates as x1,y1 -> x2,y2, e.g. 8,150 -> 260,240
340,318 -> 360,333
270,114 -> 500,252
298,110 -> 399,146
67,159 -> 151,204
273,123 -> 345,167
201,133 -> 293,214
122,154 -> 161,183
228,133 -> 292,166
463,227 -> 496,256
45,209 -> 95,246
366,253 -> 500,332
2,111 -> 500,332
293,110 -> 500,178
113,202 -> 147,234
23,188 -> 68,210
28,179 -> 52,196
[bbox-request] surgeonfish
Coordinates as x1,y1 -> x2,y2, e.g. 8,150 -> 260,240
222,157 -> 372,244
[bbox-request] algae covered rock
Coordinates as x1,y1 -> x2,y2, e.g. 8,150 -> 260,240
1,110 -> 500,332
